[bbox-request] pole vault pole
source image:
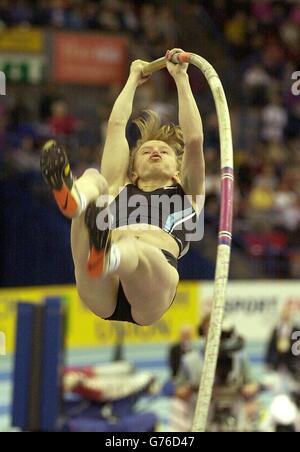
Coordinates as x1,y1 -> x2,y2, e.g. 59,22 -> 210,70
143,52 -> 234,432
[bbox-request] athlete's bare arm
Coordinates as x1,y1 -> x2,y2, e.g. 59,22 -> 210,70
166,49 -> 205,203
100,60 -> 149,192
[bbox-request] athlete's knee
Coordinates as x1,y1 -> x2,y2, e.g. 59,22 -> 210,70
82,168 -> 108,194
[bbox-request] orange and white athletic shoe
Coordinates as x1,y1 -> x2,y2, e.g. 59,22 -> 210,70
85,202 -> 114,278
40,140 -> 82,218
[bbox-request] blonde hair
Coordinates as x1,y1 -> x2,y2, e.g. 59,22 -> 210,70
128,110 -> 184,180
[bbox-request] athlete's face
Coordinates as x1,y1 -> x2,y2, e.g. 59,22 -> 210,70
132,140 -> 180,183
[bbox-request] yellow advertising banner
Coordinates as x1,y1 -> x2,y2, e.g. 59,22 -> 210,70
0,27 -> 44,53
0,283 -> 201,353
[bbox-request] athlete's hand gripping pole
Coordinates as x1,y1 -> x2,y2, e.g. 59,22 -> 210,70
141,51 -> 192,77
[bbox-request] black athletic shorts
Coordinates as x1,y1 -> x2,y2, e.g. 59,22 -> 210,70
105,249 -> 178,325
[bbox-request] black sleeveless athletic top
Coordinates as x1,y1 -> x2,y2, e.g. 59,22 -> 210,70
108,183 -> 200,259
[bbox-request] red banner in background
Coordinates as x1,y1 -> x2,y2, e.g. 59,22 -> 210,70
53,33 -> 128,85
